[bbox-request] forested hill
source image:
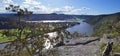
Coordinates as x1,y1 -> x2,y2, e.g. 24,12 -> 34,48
85,12 -> 120,37
0,13 -> 93,20
0,13 -> 93,29
85,12 -> 120,25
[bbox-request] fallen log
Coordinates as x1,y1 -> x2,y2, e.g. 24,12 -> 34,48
102,42 -> 113,56
75,38 -> 100,45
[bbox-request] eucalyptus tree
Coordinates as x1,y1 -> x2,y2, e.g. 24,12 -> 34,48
1,4 -> 44,56
3,4 -> 54,56
5,4 -> 33,39
1,4 -> 34,56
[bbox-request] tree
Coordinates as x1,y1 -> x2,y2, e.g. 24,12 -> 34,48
0,4 -> 47,56
6,4 -> 33,39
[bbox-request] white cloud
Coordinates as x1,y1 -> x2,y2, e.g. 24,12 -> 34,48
51,6 -> 90,15
29,5 -> 51,13
52,8 -> 60,12
21,0 -> 91,15
0,7 -> 7,13
23,0 -> 41,5
21,4 -> 30,8
1,0 -> 13,3
63,6 -> 74,12
26,5 -> 91,15
0,0 -> 92,15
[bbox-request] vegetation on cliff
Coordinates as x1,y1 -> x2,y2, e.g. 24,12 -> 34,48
85,12 -> 120,37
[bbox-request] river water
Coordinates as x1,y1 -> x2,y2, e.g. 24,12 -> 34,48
66,21 -> 93,36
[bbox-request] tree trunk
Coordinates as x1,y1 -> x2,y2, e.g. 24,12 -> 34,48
103,42 -> 113,56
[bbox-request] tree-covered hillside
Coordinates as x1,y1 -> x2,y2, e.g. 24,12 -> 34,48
85,12 -> 120,37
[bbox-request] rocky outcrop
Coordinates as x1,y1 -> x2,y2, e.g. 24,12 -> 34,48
45,36 -> 120,56
44,37 -> 101,56
114,53 -> 120,56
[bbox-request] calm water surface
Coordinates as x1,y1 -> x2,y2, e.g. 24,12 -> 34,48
66,22 -> 93,36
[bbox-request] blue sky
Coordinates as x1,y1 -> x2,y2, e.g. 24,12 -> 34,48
0,0 -> 120,15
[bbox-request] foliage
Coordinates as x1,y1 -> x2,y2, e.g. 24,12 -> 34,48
111,44 -> 120,55
0,29 -> 30,43
0,4 -> 80,56
0,4 -> 45,56
100,43 -> 107,56
91,13 -> 120,37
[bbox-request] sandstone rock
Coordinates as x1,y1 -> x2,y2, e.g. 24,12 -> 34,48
114,53 -> 120,56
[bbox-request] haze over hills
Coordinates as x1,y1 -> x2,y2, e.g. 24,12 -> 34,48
0,13 -> 93,21
0,12 -> 120,23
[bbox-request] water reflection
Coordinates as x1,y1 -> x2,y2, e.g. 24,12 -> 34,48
66,22 -> 93,36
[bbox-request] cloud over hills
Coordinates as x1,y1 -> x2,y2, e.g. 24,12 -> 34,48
0,0 -> 91,15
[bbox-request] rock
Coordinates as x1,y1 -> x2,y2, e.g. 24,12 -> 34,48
51,37 -> 101,56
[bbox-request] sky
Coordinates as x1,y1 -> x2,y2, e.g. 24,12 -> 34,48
0,0 -> 120,15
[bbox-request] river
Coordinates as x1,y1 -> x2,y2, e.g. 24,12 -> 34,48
66,21 -> 93,36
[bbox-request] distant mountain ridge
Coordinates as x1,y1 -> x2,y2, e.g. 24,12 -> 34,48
0,13 -> 93,21
1,12 -> 120,32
